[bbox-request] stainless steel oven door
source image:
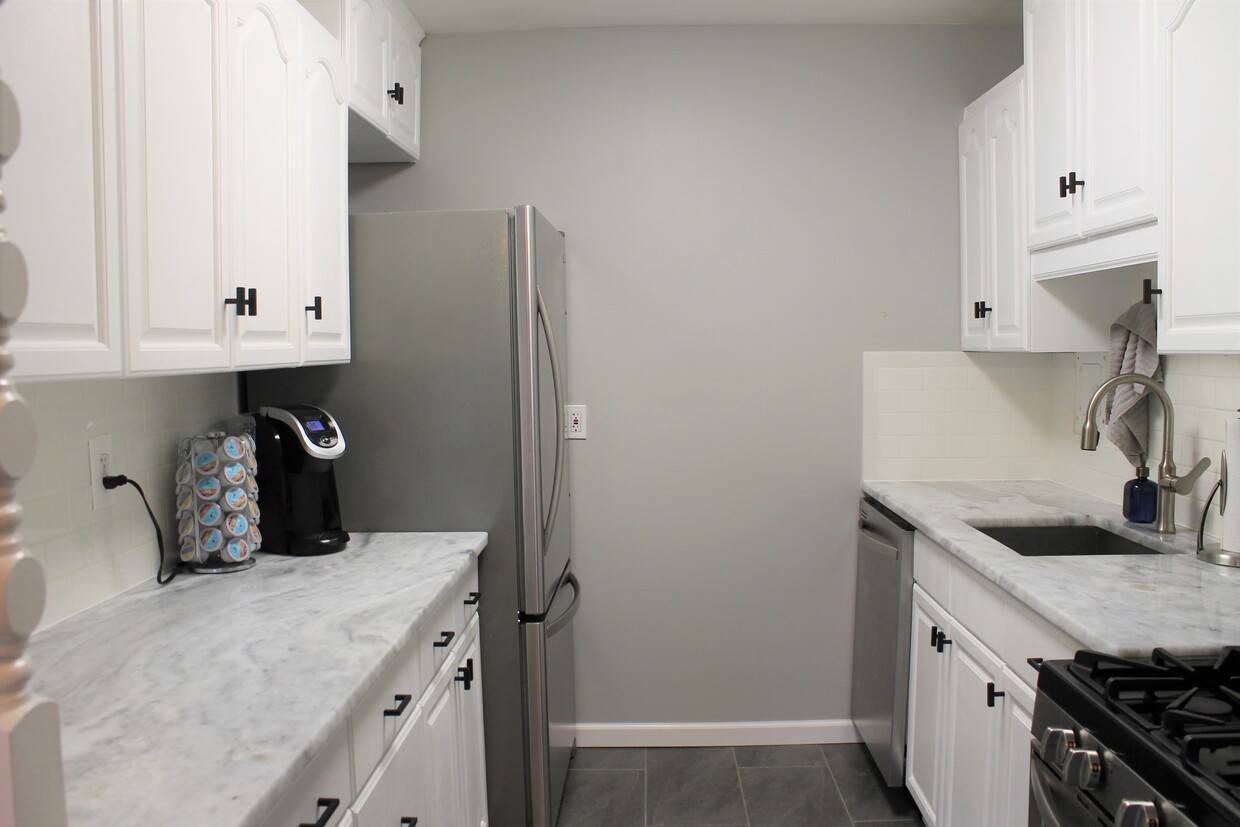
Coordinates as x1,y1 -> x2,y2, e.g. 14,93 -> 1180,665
1029,756 -> 1105,827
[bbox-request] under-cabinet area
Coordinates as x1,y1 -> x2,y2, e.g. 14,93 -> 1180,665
26,534 -> 486,827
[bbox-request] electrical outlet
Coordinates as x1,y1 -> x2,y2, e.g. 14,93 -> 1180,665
564,405 -> 587,440
89,435 -> 114,510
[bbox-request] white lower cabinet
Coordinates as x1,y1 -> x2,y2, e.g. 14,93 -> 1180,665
905,535 -> 1083,827
352,705 -> 430,827
456,623 -> 488,827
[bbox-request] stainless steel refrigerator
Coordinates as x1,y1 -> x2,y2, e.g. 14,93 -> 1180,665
244,207 -> 578,827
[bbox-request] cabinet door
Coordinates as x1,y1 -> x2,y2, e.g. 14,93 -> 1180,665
121,0 -> 230,374
387,13 -> 421,159
347,0 -> 389,132
1025,0 -> 1081,250
999,669 -> 1036,827
455,618 -> 488,827
906,586 -> 949,826
300,13 -> 350,364
2,0 -> 122,379
1079,0 -> 1159,236
351,705 -> 430,827
1158,0 -> 1240,353
959,105 -> 989,351
985,77 -> 1028,351
943,622 -> 1006,827
230,0 -> 300,368
425,656 -> 466,827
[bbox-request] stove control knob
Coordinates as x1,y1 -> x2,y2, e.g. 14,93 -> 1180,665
1040,727 -> 1077,766
1063,748 -> 1102,790
1114,800 -> 1159,827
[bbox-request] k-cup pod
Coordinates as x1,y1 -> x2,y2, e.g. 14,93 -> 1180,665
199,527 -> 224,554
222,486 -> 248,512
197,502 -> 223,527
241,433 -> 256,453
194,451 -> 220,476
178,513 -> 195,539
179,537 -> 196,563
175,461 -> 193,485
223,512 -> 248,538
196,476 -> 222,501
222,537 -> 250,563
221,461 -> 246,485
247,500 -> 261,524
244,450 -> 257,472
248,524 -> 262,548
176,486 -> 194,514
244,475 -> 259,496
221,436 -> 246,461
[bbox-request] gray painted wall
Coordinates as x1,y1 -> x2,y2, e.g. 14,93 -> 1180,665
349,25 -> 1021,730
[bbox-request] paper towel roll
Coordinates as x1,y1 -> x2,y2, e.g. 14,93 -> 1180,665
1222,417 -> 1240,552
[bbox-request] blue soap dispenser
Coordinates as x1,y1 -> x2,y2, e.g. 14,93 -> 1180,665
1123,460 -> 1158,524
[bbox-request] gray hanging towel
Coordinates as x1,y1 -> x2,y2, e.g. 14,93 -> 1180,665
1103,301 -> 1161,466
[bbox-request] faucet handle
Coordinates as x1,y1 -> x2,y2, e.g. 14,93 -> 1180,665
1171,456 -> 1212,494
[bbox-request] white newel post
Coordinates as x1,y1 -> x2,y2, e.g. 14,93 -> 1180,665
0,15 -> 70,826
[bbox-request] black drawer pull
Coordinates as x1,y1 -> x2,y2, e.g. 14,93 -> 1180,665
936,632 -> 952,653
305,295 -> 322,320
455,657 -> 475,690
929,625 -> 939,648
400,819 -> 418,826
388,82 -> 404,105
433,630 -> 455,648
464,591 -> 481,606
224,286 -> 258,317
299,797 -> 339,827
987,682 -> 1006,708
383,694 -> 412,717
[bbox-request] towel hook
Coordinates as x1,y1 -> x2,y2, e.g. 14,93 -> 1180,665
1143,278 -> 1162,305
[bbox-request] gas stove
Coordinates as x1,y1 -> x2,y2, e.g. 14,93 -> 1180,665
1032,648 -> 1240,827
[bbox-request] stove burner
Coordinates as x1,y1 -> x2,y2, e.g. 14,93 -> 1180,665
1182,693 -> 1236,719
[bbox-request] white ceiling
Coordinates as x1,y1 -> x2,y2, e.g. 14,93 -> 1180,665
405,0 -> 1022,34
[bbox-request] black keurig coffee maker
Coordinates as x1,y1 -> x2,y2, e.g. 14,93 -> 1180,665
252,404 -> 349,555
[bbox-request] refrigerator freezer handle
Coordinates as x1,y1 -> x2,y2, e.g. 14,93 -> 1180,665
538,285 -> 566,553
546,572 -> 580,638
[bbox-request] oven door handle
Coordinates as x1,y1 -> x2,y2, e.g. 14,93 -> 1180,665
1029,757 -> 1070,827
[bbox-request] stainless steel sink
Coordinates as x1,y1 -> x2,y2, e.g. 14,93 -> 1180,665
975,524 -> 1161,557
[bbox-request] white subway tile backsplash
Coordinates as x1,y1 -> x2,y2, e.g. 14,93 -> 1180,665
18,373 -> 238,630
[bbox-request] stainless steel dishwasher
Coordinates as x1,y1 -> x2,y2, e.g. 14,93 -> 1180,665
850,495 -> 915,787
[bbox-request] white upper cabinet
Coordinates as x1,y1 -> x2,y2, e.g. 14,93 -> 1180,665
300,7 -> 351,364
1157,0 -> 1240,353
230,0 -> 301,369
120,0 -> 230,374
1024,0 -> 1161,276
2,0 -> 122,380
346,0 -> 423,162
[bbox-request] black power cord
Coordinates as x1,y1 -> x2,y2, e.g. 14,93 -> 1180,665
102,474 -> 179,585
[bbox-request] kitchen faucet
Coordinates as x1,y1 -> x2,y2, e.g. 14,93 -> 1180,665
1081,373 -> 1210,534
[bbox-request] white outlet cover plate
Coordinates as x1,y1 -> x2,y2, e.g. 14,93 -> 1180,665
564,405 -> 586,440
89,434 -> 114,510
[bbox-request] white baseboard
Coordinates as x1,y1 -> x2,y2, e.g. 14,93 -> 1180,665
575,719 -> 861,748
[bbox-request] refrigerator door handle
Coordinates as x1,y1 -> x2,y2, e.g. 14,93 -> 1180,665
546,572 -> 580,638
537,285 -> 566,554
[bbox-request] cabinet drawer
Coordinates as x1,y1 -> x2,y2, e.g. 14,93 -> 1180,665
351,703 -> 429,827
351,636 -> 423,792
259,719 -> 352,827
418,568 -> 476,680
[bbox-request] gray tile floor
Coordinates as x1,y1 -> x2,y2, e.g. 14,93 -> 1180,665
559,744 -> 925,827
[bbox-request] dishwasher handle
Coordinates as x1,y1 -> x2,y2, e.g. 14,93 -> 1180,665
858,521 -> 902,560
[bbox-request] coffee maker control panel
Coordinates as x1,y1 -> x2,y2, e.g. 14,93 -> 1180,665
260,405 -> 346,460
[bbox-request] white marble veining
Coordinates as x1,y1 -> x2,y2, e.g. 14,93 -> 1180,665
28,532 -> 487,827
863,480 -> 1240,656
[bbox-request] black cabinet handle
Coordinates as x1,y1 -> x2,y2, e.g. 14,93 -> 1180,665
973,301 -> 992,319
400,819 -> 418,827
936,631 -> 952,653
433,630 -> 455,648
298,797 -> 339,827
455,657 -> 475,690
388,82 -> 404,105
987,682 -> 1006,708
305,295 -> 322,320
383,694 -> 412,718
1059,172 -> 1085,198
464,591 -> 481,606
929,625 -> 939,648
224,286 -> 258,317
1059,174 -> 1070,198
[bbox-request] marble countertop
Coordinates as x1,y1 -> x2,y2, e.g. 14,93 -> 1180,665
28,531 -> 488,827
862,480 -> 1240,656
